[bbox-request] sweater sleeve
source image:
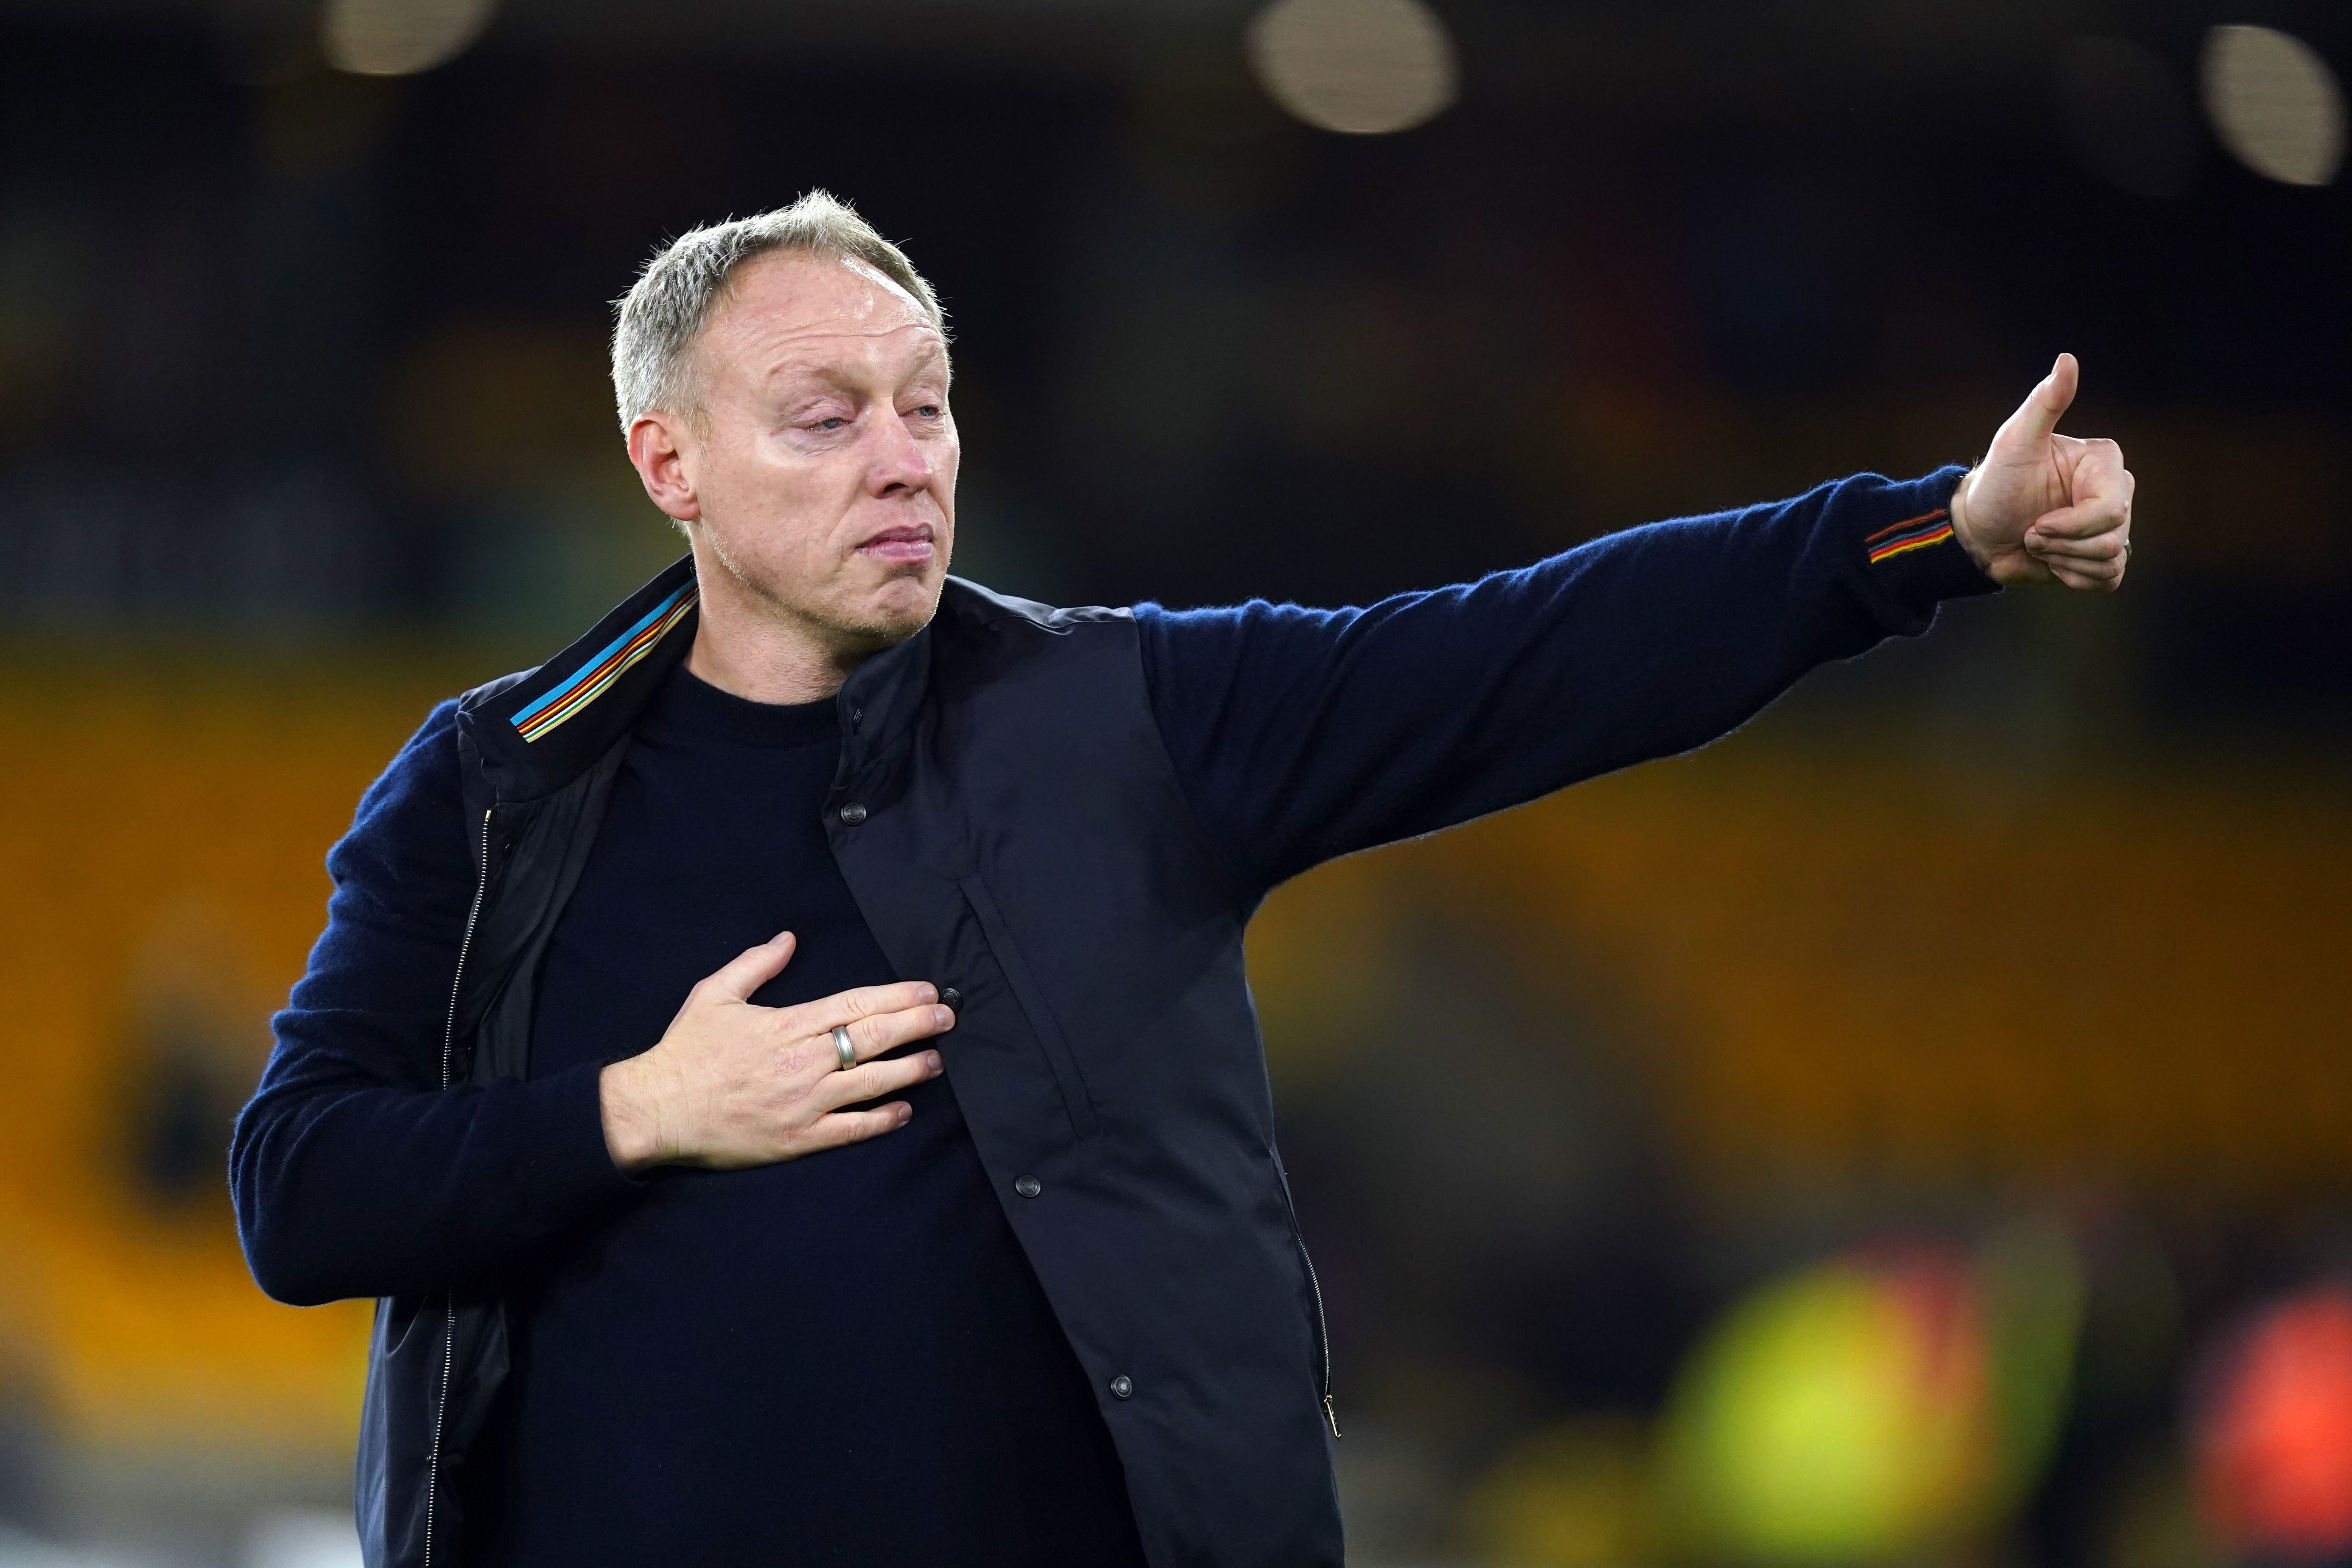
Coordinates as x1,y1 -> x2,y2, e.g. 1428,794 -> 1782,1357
1134,468 -> 1995,898
229,700 -> 639,1307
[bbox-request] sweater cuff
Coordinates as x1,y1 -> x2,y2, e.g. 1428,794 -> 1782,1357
1860,466 -> 2000,625
513,1060 -> 645,1214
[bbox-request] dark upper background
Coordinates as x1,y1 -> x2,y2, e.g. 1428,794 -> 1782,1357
0,0 -> 2345,734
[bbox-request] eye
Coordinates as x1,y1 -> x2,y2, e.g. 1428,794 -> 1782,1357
811,416 -> 849,431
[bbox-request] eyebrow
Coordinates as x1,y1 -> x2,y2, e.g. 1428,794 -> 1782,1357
763,341 -> 951,392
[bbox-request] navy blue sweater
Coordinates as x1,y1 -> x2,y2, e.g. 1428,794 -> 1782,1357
232,470 -> 1990,1564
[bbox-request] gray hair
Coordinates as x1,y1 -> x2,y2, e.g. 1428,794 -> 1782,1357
610,191 -> 946,433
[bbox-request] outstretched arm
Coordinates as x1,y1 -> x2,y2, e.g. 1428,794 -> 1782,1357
1139,362 -> 2131,901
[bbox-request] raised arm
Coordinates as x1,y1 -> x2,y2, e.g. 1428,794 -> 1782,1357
1137,468 -> 1989,898
1139,359 -> 2132,901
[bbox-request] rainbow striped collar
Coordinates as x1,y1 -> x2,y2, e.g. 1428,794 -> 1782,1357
510,580 -> 699,745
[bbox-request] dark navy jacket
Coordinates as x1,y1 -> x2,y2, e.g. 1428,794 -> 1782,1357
231,469 -> 1992,1567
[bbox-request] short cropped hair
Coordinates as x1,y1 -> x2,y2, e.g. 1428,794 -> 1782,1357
609,191 -> 946,433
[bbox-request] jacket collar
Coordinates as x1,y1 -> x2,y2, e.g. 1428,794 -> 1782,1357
457,552 -> 950,804
458,553 -> 700,802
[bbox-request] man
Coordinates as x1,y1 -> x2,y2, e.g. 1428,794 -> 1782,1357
231,192 -> 2131,1568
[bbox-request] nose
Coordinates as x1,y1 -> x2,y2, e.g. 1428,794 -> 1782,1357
865,408 -> 934,498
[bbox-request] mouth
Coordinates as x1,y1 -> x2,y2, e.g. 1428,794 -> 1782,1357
855,523 -> 937,568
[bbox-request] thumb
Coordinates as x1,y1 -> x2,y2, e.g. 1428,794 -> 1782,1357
701,931 -> 797,1004
2001,352 -> 2078,449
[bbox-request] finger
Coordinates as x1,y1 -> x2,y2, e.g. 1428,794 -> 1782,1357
2000,352 -> 2078,449
694,931 -> 797,1004
788,980 -> 939,1035
2024,529 -> 2127,561
2027,506 -> 2129,549
2062,435 -> 2130,488
2028,506 -> 2128,543
2029,550 -> 2123,589
2035,546 -> 2123,580
820,1049 -> 944,1110
2025,456 -> 2129,536
2043,555 -> 2124,592
2031,443 -> 2132,542
830,1002 -> 957,1065
794,1102 -> 915,1153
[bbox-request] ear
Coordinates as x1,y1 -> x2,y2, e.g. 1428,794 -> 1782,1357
627,411 -> 702,523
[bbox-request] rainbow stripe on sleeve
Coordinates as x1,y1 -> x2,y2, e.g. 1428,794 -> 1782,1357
1864,508 -> 1955,565
511,584 -> 699,743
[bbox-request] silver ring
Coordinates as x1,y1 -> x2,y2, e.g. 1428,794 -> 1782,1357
831,1025 -> 856,1072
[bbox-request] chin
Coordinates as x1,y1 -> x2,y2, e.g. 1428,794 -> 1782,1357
841,574 -> 943,649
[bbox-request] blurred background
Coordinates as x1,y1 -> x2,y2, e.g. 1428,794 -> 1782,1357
0,0 -> 2348,1563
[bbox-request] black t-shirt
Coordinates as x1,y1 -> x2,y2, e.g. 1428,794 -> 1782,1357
473,664 -> 1145,1566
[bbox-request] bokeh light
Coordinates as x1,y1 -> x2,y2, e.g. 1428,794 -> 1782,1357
321,0 -> 496,78
246,1508 -> 364,1568
1245,0 -> 1458,135
2200,25 -> 2345,188
1462,1417 -> 1651,1568
1657,1231 -> 2083,1564
2192,1284 -> 2352,1563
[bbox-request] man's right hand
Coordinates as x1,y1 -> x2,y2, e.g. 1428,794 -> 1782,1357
597,933 -> 954,1174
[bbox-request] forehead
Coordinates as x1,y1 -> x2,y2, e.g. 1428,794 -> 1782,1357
700,250 -> 943,377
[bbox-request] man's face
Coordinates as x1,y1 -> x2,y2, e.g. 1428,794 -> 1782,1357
657,249 -> 957,655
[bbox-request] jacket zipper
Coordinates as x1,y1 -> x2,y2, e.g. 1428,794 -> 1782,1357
1273,1154 -> 1341,1439
424,807 -> 495,1568
1296,1231 -> 1341,1440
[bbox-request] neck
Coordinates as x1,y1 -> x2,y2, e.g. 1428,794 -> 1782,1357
684,557 -> 863,708
685,624 -> 855,707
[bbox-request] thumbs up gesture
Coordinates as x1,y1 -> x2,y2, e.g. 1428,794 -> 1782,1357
1950,353 -> 2134,591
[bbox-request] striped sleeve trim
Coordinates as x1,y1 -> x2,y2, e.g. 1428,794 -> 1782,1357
1865,508 -> 1956,565
512,583 -> 699,743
